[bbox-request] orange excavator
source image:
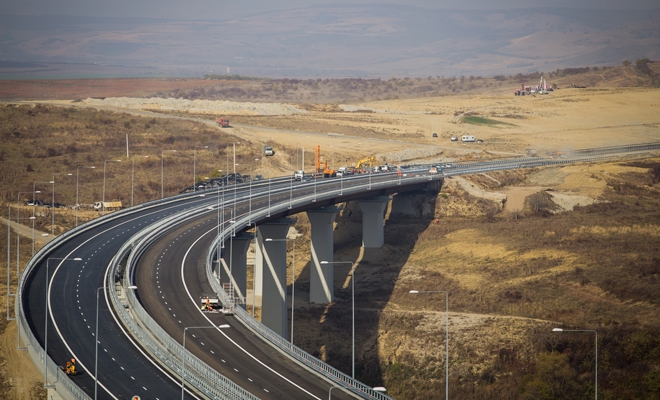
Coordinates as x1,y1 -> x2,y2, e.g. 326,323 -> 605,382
315,145 -> 335,178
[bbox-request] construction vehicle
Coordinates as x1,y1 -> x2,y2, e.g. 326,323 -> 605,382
263,146 -> 274,156
61,358 -> 77,376
315,145 -> 335,178
216,117 -> 230,128
355,156 -> 375,173
93,201 -> 122,211
200,293 -> 221,313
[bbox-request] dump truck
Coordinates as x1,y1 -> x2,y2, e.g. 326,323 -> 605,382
93,201 -> 122,211
216,117 -> 230,128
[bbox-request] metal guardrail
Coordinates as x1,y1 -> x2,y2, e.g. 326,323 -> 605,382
15,194 -> 172,399
16,189 -> 239,399
20,144 -> 653,399
109,208 -> 261,400
204,173 -> 440,400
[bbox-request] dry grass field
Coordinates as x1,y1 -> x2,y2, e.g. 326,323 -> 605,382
1,69 -> 660,399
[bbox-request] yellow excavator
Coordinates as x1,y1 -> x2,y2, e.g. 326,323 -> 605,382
355,156 -> 375,173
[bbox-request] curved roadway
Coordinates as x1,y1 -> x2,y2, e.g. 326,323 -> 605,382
22,142 -> 660,399
24,171 -> 433,399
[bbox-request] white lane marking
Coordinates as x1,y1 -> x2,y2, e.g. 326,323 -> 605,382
47,199 -> 213,400
180,226 -> 322,400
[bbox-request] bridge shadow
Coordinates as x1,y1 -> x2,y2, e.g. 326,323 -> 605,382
290,190 -> 438,387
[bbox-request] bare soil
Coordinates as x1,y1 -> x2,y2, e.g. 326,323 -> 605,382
1,72 -> 660,399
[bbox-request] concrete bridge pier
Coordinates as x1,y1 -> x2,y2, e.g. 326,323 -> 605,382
358,196 -> 390,248
307,206 -> 339,304
255,218 -> 295,339
220,232 -> 253,308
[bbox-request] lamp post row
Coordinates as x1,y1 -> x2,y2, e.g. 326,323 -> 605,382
17,145 -> 214,227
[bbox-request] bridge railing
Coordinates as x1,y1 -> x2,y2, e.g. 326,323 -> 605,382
16,186 -> 253,399
110,208 -> 261,400
19,150 -> 628,399
204,173 -> 440,400
15,190 -> 187,399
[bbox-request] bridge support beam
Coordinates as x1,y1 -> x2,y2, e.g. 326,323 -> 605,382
358,196 -> 389,248
220,233 -> 253,308
307,206 -> 339,304
255,218 -> 295,339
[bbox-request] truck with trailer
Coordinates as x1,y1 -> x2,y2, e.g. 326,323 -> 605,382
93,201 -> 122,211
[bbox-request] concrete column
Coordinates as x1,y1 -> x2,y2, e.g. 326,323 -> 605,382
358,196 -> 389,248
220,233 -> 253,308
307,206 -> 339,304
253,231 -> 264,307
256,218 -> 295,339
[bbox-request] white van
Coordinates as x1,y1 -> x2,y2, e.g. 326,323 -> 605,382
461,135 -> 476,142
294,170 -> 304,180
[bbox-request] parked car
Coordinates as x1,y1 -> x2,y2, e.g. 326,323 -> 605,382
254,174 -> 264,181
450,136 -> 458,141
432,132 -> 438,138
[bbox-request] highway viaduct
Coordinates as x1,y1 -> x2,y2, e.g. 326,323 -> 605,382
17,141 -> 660,399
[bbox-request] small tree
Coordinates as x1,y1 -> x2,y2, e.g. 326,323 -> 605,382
622,59 -> 631,67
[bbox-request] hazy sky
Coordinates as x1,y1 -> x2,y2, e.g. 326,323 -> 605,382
2,0 -> 659,19
1,1 -> 658,78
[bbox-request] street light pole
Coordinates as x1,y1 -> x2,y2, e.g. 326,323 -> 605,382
182,325 -> 230,399
6,206 -> 10,320
321,260 -> 355,378
32,180 -> 52,244
289,172 -> 293,209
265,237 -> 296,343
76,165 -> 95,226
161,149 -> 177,198
268,177 -> 271,217
410,290 -> 449,400
552,328 -> 598,399
51,173 -> 72,237
193,145 -> 208,191
16,192 -> 35,278
233,160 -> 238,229
247,222 -> 257,317
131,155 -> 149,206
44,257 -> 81,388
102,160 -> 121,216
